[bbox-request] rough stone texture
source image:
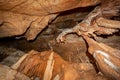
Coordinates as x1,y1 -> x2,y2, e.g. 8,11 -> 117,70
0,64 -> 30,80
0,0 -> 100,40
12,50 -> 110,80
0,0 -> 100,16
0,10 -> 57,40
83,35 -> 120,80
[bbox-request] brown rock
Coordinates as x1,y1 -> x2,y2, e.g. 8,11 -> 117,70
0,64 -> 30,80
